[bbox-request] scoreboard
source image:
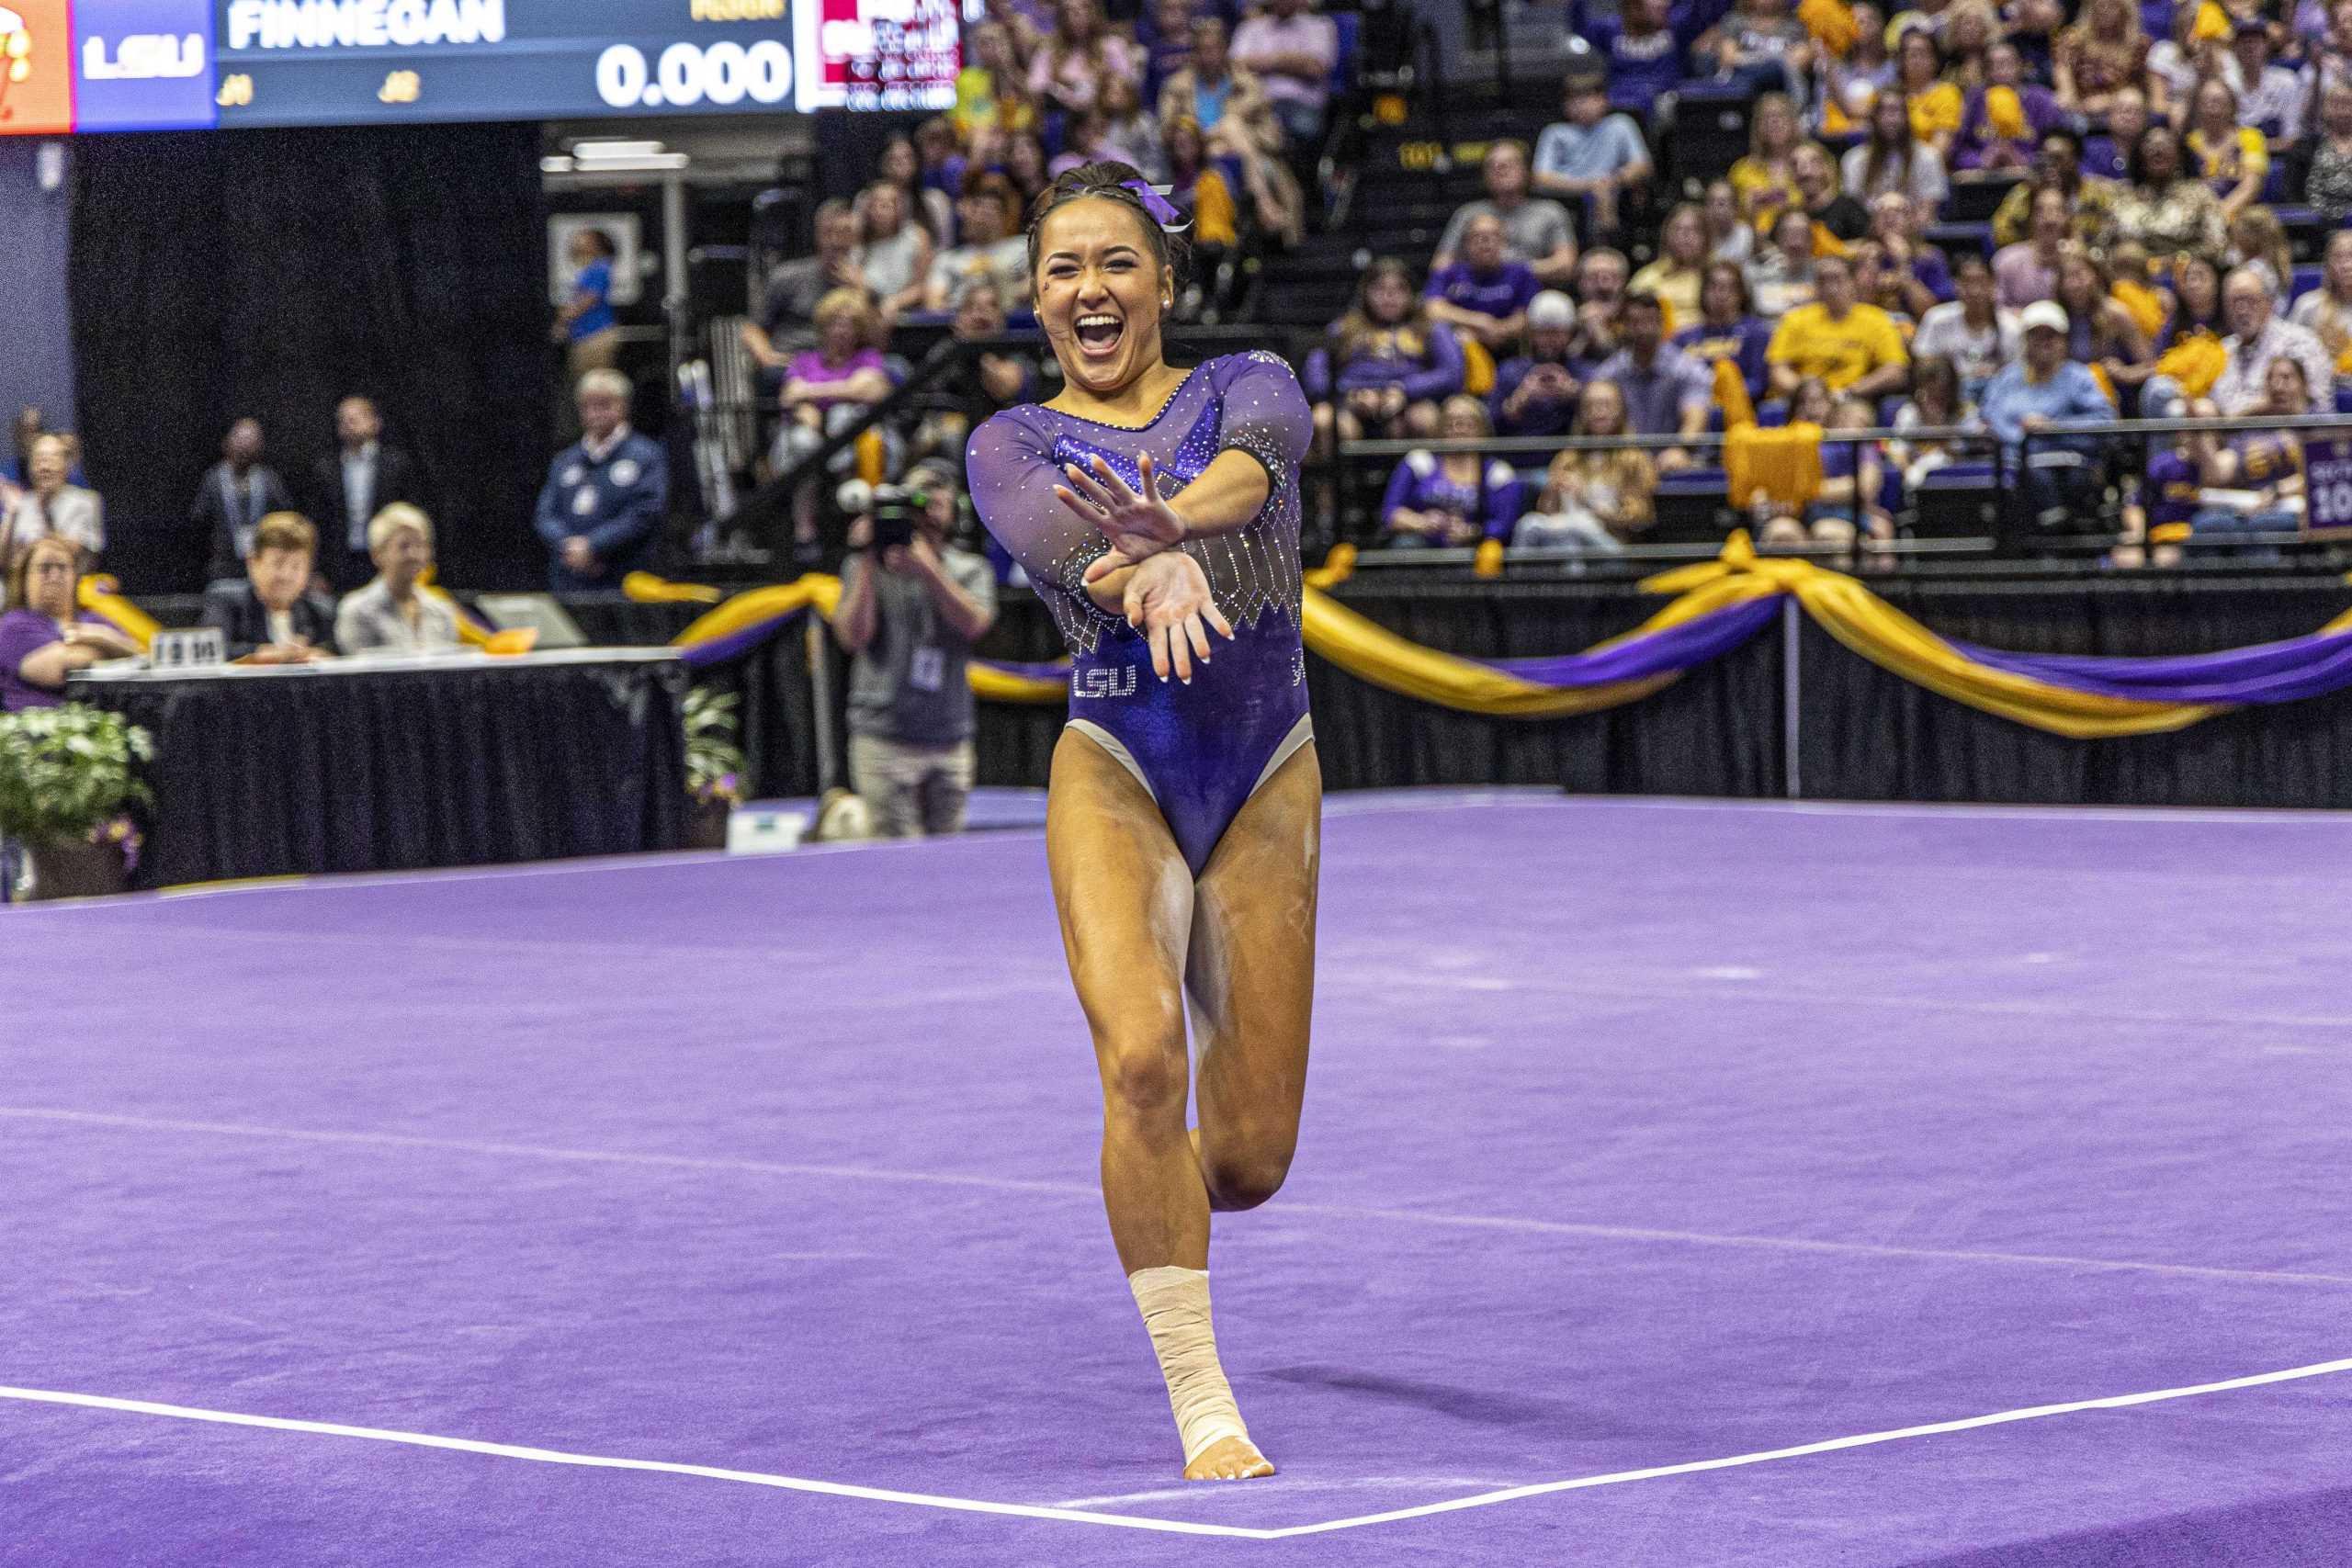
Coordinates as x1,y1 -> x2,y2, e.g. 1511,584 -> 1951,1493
0,0 -> 957,134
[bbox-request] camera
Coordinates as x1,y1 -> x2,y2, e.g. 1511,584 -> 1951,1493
869,482 -> 927,553
837,477 -> 933,555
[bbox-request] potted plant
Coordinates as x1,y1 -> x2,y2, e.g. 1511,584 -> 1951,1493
0,702 -> 153,901
683,686 -> 745,851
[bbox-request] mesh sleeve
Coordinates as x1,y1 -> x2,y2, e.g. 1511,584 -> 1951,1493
965,408 -> 1094,583
1210,352 -> 1315,499
965,407 -> 1125,651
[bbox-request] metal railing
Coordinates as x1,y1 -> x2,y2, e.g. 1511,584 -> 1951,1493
2017,410 -> 2352,554
1335,421 -> 2000,564
1331,409 -> 2352,570
708,324 -> 1315,559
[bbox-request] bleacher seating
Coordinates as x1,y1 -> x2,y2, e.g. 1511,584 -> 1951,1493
692,0 -> 2352,574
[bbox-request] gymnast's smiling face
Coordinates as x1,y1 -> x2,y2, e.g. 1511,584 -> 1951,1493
1031,197 -> 1174,399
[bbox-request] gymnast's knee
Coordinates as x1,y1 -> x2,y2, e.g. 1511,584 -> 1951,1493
1099,1032 -> 1187,1124
1204,1141 -> 1294,1212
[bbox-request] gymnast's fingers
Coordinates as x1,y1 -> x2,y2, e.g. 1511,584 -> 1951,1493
1124,574 -> 1148,628
1206,601 -> 1235,640
1056,485 -> 1103,524
1183,611 -> 1214,666
1148,620 -> 1173,680
1137,452 -> 1162,505
1063,463 -> 1115,513
1167,617 -> 1194,683
1090,454 -> 1139,506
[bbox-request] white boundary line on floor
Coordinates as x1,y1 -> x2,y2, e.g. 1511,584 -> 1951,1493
6,1356 -> 2349,1540
0,1108 -> 1090,1201
0,1384 -> 1265,1539
1558,795 -> 2352,828
8,1106 -> 2352,1289
1242,1353 -> 2352,1539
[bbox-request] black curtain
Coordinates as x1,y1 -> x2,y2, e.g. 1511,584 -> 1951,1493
1796,577 -> 2352,807
69,123 -> 553,593
1303,578 -> 1785,797
564,594 -> 826,802
80,658 -> 686,889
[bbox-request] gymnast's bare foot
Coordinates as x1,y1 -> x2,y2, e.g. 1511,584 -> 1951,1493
1185,1436 -> 1275,1481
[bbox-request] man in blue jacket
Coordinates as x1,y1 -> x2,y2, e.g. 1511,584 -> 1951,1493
1979,302 -> 2117,534
535,369 -> 667,592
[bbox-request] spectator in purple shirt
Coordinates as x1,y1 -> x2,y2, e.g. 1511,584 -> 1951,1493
1378,396 -> 1527,547
1589,0 -> 1695,115
2077,87 -> 2146,183
1491,291 -> 1587,437
1305,256 -> 1464,453
1868,193 -> 1956,310
1140,0 -> 1197,104
1425,214 -> 1542,353
775,288 -> 896,468
1672,259 -> 1775,404
0,536 -> 137,712
1952,41 -> 2068,173
774,288 -> 898,556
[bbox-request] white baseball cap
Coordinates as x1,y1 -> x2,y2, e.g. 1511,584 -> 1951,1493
1527,290 -> 1576,328
2018,300 -> 2069,335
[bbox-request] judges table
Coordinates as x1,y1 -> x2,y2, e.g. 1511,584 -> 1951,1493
69,649 -> 687,890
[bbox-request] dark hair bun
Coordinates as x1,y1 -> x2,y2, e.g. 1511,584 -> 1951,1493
1023,160 -> 1189,289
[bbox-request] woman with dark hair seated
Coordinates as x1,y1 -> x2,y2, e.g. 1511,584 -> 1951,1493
2105,125 -> 2229,259
1302,257 -> 1464,449
200,512 -> 336,663
1675,260 -> 1774,404
0,535 -> 138,712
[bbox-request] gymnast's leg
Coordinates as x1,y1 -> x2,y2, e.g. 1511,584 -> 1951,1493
1188,739 -> 1321,1216
1046,729 -> 1268,1480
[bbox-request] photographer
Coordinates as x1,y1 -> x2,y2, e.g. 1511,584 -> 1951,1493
833,461 -> 998,838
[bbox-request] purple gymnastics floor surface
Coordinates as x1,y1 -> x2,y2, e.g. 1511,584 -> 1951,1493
6,791 -> 2351,1565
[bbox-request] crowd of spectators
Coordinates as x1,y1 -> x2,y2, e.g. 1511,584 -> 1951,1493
718,0 -> 2352,570
1303,0 -> 2352,560
732,0 -> 1342,571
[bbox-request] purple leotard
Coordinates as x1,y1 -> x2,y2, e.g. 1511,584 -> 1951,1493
966,352 -> 1316,874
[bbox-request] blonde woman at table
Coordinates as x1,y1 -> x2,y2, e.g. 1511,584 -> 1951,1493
335,503 -> 459,656
0,536 -> 137,713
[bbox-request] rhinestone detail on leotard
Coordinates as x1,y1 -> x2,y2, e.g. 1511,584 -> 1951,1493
1029,352 -> 1306,657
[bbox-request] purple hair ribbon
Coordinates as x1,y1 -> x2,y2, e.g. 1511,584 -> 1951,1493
1121,178 -> 1189,231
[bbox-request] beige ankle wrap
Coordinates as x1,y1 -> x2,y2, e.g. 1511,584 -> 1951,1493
1127,1265 -> 1252,1464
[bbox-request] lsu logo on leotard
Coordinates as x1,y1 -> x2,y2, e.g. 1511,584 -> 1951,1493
1074,666 -> 1136,700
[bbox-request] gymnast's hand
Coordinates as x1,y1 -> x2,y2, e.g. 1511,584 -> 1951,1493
1061,453 -> 1187,581
1123,550 -> 1233,683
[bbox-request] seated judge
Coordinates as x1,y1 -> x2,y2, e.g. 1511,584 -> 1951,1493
0,536 -> 139,712
200,512 -> 336,663
334,503 -> 459,656
536,369 -> 666,592
308,396 -> 420,594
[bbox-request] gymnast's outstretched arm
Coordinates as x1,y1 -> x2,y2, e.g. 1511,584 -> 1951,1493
1070,355 -> 1315,579
1064,446 -> 1274,570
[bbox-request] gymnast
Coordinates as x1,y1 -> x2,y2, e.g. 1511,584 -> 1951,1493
966,162 -> 1318,1483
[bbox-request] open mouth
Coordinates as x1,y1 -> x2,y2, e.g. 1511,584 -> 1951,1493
1074,313 -> 1125,357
